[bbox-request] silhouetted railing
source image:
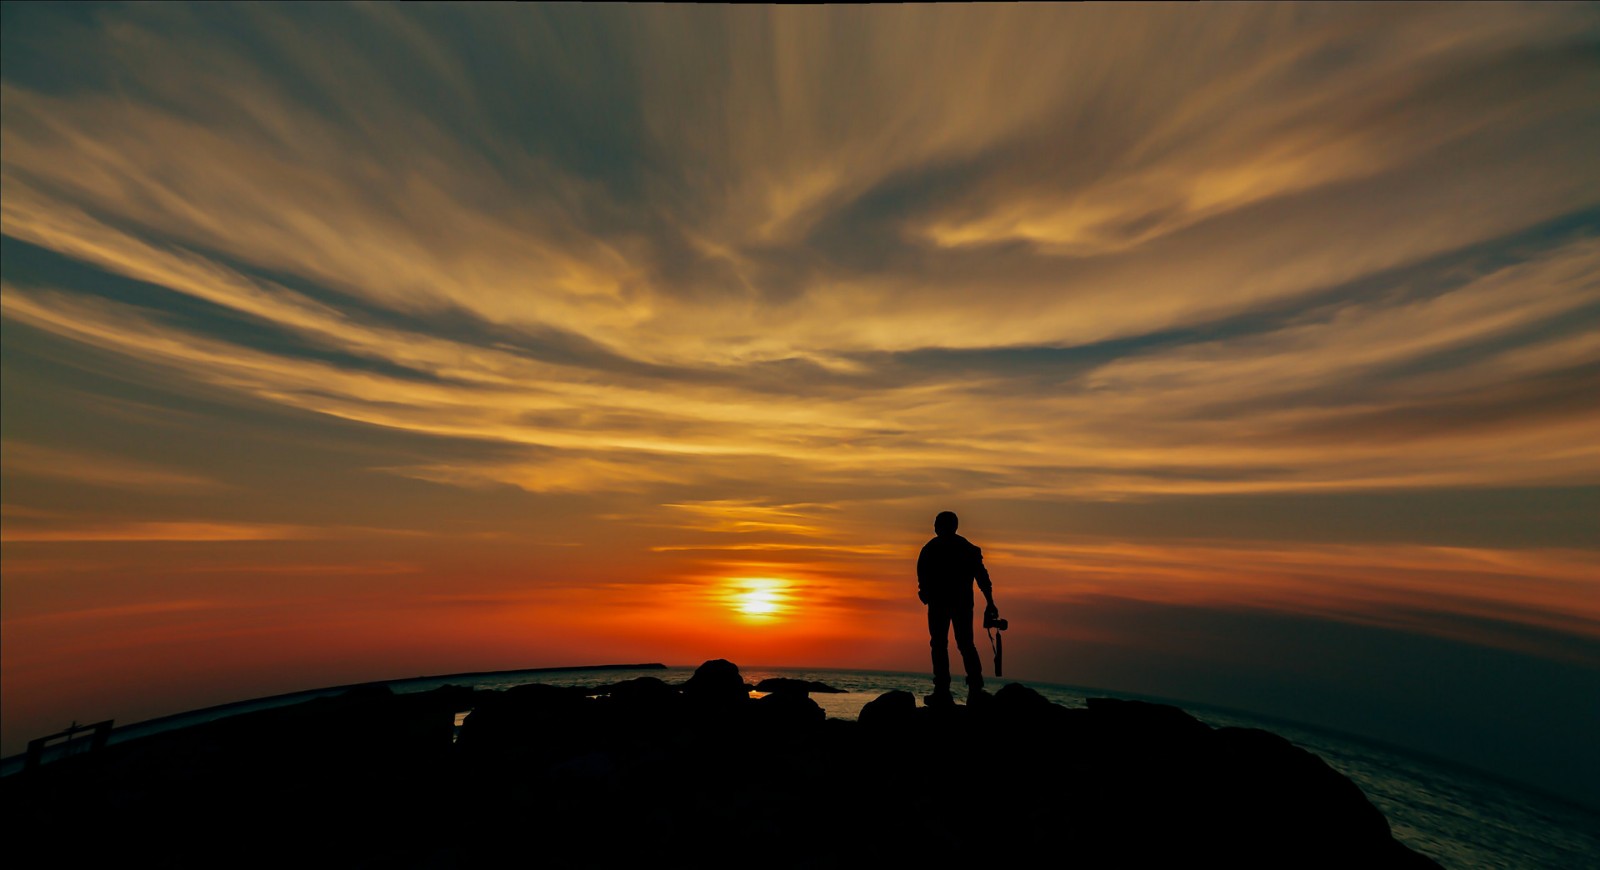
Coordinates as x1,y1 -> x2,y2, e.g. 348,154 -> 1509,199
24,720 -> 113,771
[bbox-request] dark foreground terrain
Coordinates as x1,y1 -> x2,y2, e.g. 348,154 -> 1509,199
5,660 -> 1436,868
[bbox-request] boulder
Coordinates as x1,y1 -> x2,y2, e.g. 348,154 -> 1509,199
681,659 -> 749,705
754,691 -> 825,728
594,676 -> 676,706
993,682 -> 1053,713
1084,696 -> 1212,742
754,678 -> 845,695
456,683 -> 587,752
858,690 -> 917,729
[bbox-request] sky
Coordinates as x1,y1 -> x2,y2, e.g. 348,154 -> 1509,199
2,3 -> 1598,806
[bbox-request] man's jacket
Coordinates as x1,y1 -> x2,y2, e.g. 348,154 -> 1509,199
917,533 -> 992,609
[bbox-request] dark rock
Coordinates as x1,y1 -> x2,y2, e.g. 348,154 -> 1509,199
339,682 -> 394,702
502,682 -> 588,708
754,677 -> 845,695
859,690 -> 917,728
681,658 -> 749,705
593,676 -> 676,705
416,683 -> 478,708
552,749 -> 618,781
1197,726 -> 1417,864
993,682 -> 1053,713
456,683 -> 587,753
1084,696 -> 1212,741
4,660 -> 1442,869
754,691 -> 825,728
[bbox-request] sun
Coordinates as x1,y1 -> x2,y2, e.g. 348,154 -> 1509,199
727,577 -> 792,618
738,588 -> 781,615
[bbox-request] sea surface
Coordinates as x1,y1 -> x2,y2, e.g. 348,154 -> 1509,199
7,665 -> 1597,869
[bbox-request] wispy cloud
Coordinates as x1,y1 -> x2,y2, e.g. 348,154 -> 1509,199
2,4 -> 1594,602
1,598 -> 228,626
1,521 -> 320,543
990,538 -> 1600,663
1,441 -> 222,491
650,542 -> 901,556
659,500 -> 840,536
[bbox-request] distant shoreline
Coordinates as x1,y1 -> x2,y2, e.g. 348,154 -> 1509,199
118,661 -> 670,728
389,661 -> 668,682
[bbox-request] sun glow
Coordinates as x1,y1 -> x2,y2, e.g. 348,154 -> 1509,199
728,577 -> 792,618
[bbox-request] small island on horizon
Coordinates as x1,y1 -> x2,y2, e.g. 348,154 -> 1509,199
6,659 -> 1438,869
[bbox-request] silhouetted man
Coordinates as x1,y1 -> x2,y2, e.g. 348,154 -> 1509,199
917,511 -> 998,706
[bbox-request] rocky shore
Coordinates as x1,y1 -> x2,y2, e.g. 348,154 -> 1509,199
4,659 -> 1436,868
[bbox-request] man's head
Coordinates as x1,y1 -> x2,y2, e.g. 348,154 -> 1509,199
934,511 -> 959,536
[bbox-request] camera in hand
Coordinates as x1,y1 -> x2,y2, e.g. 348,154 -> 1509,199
983,612 -> 1007,631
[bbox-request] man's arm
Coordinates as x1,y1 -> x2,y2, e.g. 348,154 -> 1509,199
916,545 -> 931,604
973,544 -> 997,617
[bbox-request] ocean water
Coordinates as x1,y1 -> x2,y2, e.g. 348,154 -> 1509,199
6,665 -> 1596,868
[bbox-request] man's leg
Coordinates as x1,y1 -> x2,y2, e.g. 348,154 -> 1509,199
928,606 -> 952,694
951,608 -> 984,691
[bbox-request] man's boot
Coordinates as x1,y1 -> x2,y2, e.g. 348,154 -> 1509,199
924,687 -> 955,708
967,685 -> 993,707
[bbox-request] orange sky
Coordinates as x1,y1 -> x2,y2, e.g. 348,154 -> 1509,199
2,3 -> 1598,805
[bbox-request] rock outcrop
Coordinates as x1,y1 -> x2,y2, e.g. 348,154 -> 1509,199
753,677 -> 845,695
4,660 -> 1438,868
679,657 -> 751,705
858,688 -> 918,729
